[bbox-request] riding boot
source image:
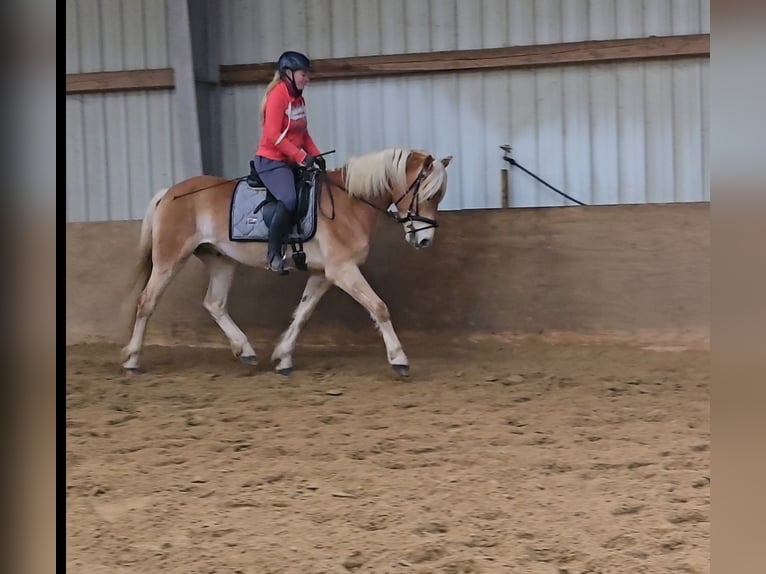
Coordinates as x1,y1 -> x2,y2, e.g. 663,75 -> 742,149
266,201 -> 292,275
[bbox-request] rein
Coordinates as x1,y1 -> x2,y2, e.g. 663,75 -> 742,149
171,151 -> 337,202
168,153 -> 439,237
171,176 -> 245,201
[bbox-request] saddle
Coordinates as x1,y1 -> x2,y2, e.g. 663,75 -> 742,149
229,161 -> 319,270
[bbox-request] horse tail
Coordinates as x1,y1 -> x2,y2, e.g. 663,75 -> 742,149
120,188 -> 168,334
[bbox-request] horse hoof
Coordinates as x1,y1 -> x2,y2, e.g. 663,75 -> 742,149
239,355 -> 258,366
124,367 -> 143,377
392,364 -> 410,377
276,367 -> 293,377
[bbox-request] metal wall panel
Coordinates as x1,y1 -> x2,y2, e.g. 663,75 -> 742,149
66,0 -> 709,221
218,0 -> 709,211
66,0 -> 180,222
65,0 -> 170,73
219,0 -> 710,63
66,92 -> 180,222
222,57 -> 709,211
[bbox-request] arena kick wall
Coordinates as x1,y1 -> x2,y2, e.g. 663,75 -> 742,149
66,203 -> 709,350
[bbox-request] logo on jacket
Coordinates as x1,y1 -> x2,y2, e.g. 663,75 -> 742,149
285,104 -> 307,121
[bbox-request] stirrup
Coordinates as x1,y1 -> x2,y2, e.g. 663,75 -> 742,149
292,250 -> 307,271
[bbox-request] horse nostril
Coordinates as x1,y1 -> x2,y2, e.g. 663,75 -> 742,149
418,238 -> 431,248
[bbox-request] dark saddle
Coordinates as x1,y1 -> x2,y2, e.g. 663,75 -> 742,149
229,161 -> 319,269
246,160 -> 265,188
244,160 -> 314,223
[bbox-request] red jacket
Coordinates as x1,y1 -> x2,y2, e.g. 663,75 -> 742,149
256,80 -> 321,164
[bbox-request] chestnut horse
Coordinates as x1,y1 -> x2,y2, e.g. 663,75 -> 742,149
121,148 -> 452,375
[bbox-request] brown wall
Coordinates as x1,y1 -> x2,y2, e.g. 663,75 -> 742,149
66,203 -> 709,348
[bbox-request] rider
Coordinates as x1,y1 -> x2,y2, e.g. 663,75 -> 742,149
254,50 -> 326,275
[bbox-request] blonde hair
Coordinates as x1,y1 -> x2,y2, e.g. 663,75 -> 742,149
260,71 -> 282,125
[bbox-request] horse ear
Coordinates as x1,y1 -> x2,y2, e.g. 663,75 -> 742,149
423,154 -> 435,170
440,156 -> 453,168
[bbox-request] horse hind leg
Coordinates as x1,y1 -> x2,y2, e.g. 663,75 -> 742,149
121,238 -> 195,373
197,249 -> 258,365
121,261 -> 181,372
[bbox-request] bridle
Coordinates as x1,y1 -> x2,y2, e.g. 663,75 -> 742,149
346,165 -> 440,233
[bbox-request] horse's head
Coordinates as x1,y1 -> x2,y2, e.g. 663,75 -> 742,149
394,150 -> 452,249
344,148 -> 452,248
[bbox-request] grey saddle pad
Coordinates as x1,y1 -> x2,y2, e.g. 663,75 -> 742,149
229,178 -> 318,243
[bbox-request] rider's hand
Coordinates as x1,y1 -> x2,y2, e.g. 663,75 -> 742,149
314,155 -> 326,171
300,153 -> 315,168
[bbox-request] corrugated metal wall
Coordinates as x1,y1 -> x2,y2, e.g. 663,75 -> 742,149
220,0 -> 709,210
65,0 -> 182,221
219,0 -> 710,60
66,0 -> 709,221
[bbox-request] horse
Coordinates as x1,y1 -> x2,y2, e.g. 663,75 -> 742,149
121,147 -> 452,376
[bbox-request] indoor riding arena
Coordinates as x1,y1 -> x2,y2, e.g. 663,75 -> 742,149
66,1 -> 710,573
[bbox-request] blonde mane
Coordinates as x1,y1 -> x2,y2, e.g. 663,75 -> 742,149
417,151 -> 448,202
343,148 -> 409,199
343,148 -> 448,203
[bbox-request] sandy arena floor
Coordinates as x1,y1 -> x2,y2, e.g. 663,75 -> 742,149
66,337 -> 709,574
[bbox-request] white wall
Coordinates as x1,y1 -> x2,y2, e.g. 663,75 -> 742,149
221,0 -> 709,209
65,0 -> 710,221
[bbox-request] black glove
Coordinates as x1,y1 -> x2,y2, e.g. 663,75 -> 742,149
298,153 -> 315,169
298,153 -> 314,169
314,155 -> 326,171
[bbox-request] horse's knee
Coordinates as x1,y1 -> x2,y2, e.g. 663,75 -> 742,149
373,301 -> 390,323
136,292 -> 156,317
203,298 -> 226,318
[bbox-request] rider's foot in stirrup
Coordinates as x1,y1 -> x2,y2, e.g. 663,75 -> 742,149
266,254 -> 290,275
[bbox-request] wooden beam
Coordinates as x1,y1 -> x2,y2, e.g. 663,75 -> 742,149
64,34 -> 709,94
65,69 -> 175,94
220,34 -> 710,85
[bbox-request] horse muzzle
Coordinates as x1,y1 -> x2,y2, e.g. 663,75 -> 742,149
405,225 -> 435,249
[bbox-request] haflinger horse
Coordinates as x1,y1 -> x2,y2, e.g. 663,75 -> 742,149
121,147 -> 452,376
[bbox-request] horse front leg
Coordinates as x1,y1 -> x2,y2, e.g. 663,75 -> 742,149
271,273 -> 332,375
325,263 -> 410,376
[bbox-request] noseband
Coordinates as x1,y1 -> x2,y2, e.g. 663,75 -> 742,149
386,168 -> 439,232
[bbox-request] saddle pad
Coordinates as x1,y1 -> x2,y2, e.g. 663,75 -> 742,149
229,179 -> 318,242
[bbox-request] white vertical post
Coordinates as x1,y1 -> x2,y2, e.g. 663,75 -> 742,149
168,0 -> 203,177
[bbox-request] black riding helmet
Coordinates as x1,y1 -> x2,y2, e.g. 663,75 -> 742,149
277,50 -> 312,74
